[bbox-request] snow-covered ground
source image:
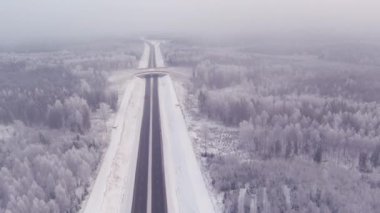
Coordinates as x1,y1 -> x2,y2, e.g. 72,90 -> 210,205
171,77 -> 229,212
82,40 -> 215,213
81,77 -> 145,213
81,40 -> 150,212
138,42 -> 150,69
159,75 -> 215,213
151,40 -> 165,68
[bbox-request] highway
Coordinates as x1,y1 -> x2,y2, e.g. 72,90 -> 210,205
151,76 -> 167,213
148,43 -> 156,68
131,42 -> 167,213
82,40 -> 214,213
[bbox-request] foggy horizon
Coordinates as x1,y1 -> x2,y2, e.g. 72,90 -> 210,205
1,0 -> 380,44
2,1 -> 380,213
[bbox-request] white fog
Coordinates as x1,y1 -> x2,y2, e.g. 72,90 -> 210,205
1,1 -> 380,213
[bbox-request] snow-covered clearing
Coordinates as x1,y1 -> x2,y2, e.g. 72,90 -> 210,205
159,75 -> 215,213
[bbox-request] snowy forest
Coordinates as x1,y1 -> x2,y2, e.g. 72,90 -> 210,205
162,38 -> 380,213
0,39 -> 142,213
2,0 -> 380,212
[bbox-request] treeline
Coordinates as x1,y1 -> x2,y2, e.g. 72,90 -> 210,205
196,66 -> 380,171
0,121 -> 105,213
164,48 -> 204,66
208,153 -> 380,213
162,39 -> 264,68
0,41 -> 142,213
65,54 -> 137,72
63,39 -> 142,71
0,63 -> 117,132
317,43 -> 380,65
165,40 -> 380,213
194,60 -> 247,90
47,97 -> 91,133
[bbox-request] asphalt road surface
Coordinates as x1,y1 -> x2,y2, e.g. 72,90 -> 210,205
131,42 -> 167,213
151,76 -> 167,213
148,43 -> 156,68
131,76 -> 151,213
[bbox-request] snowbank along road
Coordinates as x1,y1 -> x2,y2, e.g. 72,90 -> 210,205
82,40 -> 214,213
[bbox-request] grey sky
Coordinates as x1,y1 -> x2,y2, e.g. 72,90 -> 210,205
0,0 -> 379,42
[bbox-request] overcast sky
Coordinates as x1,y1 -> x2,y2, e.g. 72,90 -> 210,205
1,0 -> 379,42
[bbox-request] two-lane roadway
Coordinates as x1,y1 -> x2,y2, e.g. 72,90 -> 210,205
131,42 -> 167,213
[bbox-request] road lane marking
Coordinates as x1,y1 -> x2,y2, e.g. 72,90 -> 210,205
147,76 -> 153,213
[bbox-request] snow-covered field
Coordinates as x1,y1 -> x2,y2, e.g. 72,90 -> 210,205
159,75 -> 215,213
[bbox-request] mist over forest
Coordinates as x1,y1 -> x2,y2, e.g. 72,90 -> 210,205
161,35 -> 380,212
1,0 -> 380,43
1,0 -> 380,213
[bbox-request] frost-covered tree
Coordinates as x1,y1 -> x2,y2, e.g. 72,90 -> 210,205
47,100 -> 64,129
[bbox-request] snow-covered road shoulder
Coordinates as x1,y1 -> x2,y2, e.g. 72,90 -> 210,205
159,75 -> 215,213
138,43 -> 150,69
81,77 -> 145,213
151,41 -> 165,68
